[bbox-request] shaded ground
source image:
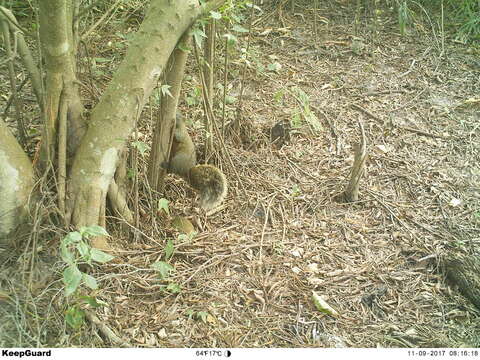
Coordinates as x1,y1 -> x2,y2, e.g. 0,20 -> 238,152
1,1 -> 479,348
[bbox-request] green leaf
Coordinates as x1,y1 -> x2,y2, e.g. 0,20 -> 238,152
196,311 -> 209,323
132,141 -> 150,156
177,234 -> 188,242
290,184 -> 301,198
65,306 -> 85,329
80,225 -> 109,238
60,243 -> 75,265
160,84 -> 172,97
157,198 -> 170,215
63,265 -> 83,297
293,87 -> 309,106
267,62 -> 282,73
166,282 -> 181,294
80,296 -> 106,308
191,27 -> 206,48
223,33 -> 238,46
90,248 -> 115,263
225,95 -> 236,104
164,239 -> 174,261
232,24 -> 249,33
150,261 -> 174,279
185,309 -> 195,318
210,10 -> 221,20
76,240 -> 90,259
63,231 -> 82,245
185,96 -> 197,106
94,57 -> 110,63
312,291 -> 339,317
83,273 -> 98,290
291,112 -> 302,128
177,42 -> 190,52
274,89 -> 285,104
304,108 -> 322,132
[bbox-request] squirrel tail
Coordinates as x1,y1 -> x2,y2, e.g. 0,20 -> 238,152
188,164 -> 227,211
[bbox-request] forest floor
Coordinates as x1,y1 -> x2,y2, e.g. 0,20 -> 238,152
1,0 -> 480,348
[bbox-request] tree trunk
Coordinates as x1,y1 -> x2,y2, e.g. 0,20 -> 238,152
0,0 -> 224,240
147,33 -> 190,192
66,0 -> 221,228
203,20 -> 216,158
0,120 -> 35,244
38,0 -> 86,170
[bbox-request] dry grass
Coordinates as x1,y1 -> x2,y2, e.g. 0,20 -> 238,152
1,0 -> 479,348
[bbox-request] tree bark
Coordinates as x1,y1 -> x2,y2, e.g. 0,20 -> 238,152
0,120 -> 35,244
147,33 -> 190,192
203,20 -> 216,157
38,0 -> 86,170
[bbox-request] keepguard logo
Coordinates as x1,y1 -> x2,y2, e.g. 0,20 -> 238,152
1,350 -> 52,358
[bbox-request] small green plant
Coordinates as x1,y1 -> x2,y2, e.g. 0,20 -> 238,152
267,61 -> 282,73
131,141 -> 149,156
60,225 -> 114,329
178,231 -> 197,243
185,86 -> 202,106
165,282 -> 181,294
150,234 -> 183,294
274,89 -> 286,105
403,0 -> 480,43
61,226 -> 114,296
164,239 -> 175,261
290,112 -> 303,129
398,0 -> 413,35
150,258 -> 181,294
185,309 -> 213,323
292,87 -> 322,132
157,198 -> 170,215
456,12 -> 480,43
65,296 -> 106,330
290,184 -> 302,198
195,311 -> 210,323
151,261 -> 175,280
280,87 -> 322,132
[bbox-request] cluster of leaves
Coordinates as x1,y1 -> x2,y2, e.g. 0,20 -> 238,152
60,208 -> 200,329
149,231 -> 180,294
60,226 -> 115,329
1,0 -> 33,18
399,0 -> 480,42
274,86 -> 322,133
446,0 -> 480,42
185,1 -> 281,111
61,226 -> 115,296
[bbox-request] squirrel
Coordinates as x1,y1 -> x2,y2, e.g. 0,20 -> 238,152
165,112 -> 227,211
